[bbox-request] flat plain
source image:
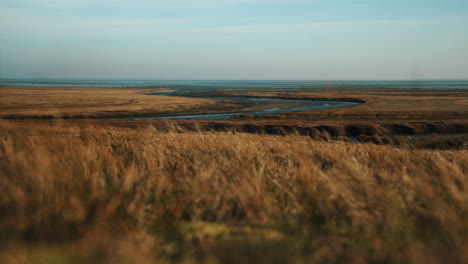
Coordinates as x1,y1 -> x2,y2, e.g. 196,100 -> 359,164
0,86 -> 467,264
0,87 -> 215,118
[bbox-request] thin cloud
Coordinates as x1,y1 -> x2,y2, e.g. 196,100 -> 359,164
199,15 -> 468,33
0,0 -> 275,10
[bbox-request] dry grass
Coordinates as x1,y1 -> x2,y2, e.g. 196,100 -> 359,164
73,119 -> 468,139
208,89 -> 468,120
2,87 -> 468,122
213,89 -> 468,112
0,120 -> 467,263
0,87 -> 215,118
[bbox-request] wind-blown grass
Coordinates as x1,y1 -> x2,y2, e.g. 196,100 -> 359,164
0,121 -> 467,263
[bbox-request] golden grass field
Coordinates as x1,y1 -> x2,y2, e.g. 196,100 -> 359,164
0,121 -> 467,264
206,89 -> 468,120
0,87 -> 215,118
1,87 -> 468,121
212,89 -> 468,112
0,87 -> 467,263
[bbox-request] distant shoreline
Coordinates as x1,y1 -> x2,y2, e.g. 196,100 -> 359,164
2,79 -> 468,90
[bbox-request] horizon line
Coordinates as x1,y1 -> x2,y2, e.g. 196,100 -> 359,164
1,78 -> 468,82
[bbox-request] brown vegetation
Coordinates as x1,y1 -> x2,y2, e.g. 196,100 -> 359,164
1,86 -> 467,263
207,89 -> 468,121
79,119 -> 468,138
1,120 -> 467,263
0,87 -> 215,118
2,87 -> 468,122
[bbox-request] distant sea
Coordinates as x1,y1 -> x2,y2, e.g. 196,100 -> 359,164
1,79 -> 468,90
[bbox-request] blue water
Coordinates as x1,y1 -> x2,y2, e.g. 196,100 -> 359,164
112,95 -> 359,120
1,79 -> 468,90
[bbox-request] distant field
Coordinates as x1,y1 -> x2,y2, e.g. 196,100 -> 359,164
1,87 -> 468,121
0,121 -> 467,263
0,87 -> 215,118
207,89 -> 468,121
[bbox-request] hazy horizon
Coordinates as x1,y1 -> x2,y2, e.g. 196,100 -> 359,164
1,0 -> 468,80
2,78 -> 468,81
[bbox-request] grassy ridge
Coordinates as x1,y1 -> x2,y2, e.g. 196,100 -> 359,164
0,121 -> 467,263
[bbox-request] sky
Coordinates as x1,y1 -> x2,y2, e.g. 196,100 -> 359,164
0,0 -> 468,80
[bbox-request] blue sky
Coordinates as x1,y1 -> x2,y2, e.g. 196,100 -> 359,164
1,0 -> 467,79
